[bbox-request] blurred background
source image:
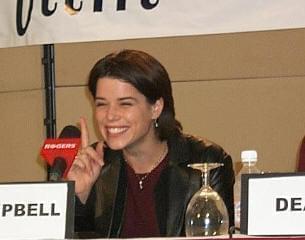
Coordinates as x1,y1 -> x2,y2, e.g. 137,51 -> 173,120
0,28 -> 305,181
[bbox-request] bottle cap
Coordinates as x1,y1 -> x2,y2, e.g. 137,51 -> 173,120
241,150 -> 257,162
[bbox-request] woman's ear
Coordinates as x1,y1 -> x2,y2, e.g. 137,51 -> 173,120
152,98 -> 164,119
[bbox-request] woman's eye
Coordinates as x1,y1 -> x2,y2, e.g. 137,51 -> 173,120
95,102 -> 106,107
121,102 -> 133,106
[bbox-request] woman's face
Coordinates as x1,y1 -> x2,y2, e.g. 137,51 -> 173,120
94,77 -> 163,150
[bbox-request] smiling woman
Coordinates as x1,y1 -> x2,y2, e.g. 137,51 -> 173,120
66,49 -> 235,238
94,78 -> 162,152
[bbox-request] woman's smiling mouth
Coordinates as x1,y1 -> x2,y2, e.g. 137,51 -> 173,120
107,127 -> 128,134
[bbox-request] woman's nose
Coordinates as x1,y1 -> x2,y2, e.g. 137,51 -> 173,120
105,105 -> 120,120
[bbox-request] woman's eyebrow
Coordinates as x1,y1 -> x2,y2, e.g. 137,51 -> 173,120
118,97 -> 137,101
95,96 -> 106,100
95,96 -> 138,102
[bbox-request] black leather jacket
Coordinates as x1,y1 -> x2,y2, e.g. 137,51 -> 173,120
74,133 -> 235,238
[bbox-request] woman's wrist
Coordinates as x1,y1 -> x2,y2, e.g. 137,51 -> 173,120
76,186 -> 92,204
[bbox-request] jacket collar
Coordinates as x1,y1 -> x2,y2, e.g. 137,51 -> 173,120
155,134 -> 196,236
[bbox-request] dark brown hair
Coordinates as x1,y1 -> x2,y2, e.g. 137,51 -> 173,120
88,49 -> 182,140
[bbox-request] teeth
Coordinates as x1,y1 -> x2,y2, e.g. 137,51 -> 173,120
107,127 -> 127,134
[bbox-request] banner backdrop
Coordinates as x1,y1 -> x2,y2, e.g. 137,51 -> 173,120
1,0 -> 305,48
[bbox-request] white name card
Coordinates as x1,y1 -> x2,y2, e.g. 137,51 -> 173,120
240,172 -> 305,235
0,181 -> 74,239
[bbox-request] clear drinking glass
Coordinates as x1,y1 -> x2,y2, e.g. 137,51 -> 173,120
185,163 -> 229,236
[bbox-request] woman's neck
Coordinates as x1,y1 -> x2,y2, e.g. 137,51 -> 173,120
123,140 -> 168,174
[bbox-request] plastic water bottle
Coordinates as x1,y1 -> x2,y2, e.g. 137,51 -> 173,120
234,150 -> 260,231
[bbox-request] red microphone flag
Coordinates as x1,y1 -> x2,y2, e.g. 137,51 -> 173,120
40,138 -> 81,177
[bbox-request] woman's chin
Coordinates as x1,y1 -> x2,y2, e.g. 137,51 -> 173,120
105,142 -> 126,151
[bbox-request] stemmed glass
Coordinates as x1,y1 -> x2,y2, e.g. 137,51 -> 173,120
185,163 -> 229,236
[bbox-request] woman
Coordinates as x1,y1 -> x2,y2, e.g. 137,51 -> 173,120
67,49 -> 234,238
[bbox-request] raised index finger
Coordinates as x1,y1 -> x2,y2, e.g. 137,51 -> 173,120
79,117 -> 89,148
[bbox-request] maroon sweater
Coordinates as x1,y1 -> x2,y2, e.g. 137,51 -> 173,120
120,155 -> 168,238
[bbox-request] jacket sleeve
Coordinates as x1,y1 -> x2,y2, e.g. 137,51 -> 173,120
210,149 -> 235,227
73,187 -> 99,238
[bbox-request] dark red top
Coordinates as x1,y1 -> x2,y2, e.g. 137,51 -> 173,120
120,154 -> 168,238
298,136 -> 305,171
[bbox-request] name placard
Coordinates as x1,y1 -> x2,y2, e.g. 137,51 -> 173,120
240,172 -> 305,235
0,181 -> 74,239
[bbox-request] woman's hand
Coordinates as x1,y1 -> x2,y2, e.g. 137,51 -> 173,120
66,117 -> 104,203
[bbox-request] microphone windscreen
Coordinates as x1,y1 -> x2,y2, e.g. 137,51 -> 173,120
59,125 -> 81,138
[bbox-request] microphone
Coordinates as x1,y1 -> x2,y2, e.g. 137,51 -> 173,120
40,125 -> 81,181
